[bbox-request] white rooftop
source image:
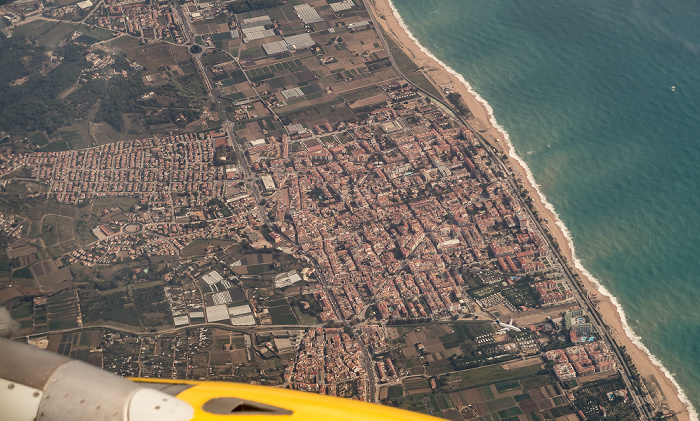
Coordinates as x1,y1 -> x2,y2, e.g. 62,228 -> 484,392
243,29 -> 276,42
263,40 -> 290,55
189,311 -> 205,319
76,0 -> 93,9
347,20 -> 370,30
211,290 -> 232,305
202,270 -> 223,286
173,315 -> 189,326
242,15 -> 272,25
261,175 -> 276,191
274,270 -> 302,288
230,314 -> 256,326
294,4 -> 323,24
241,25 -> 266,35
205,304 -> 229,322
228,304 -> 253,316
286,123 -> 306,134
284,33 -> 315,50
329,0 -> 354,12
281,87 -> 304,99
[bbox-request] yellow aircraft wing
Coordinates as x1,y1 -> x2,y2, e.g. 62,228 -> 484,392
133,378 -> 439,421
0,337 -> 439,421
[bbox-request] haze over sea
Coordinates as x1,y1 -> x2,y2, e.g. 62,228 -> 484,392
391,0 -> 700,414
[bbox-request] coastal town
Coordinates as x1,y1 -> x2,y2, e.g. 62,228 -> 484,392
0,0 -> 687,419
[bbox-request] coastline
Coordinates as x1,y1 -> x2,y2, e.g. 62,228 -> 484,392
365,0 -> 696,419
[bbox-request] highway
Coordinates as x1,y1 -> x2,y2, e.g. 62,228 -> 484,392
20,322 -> 322,340
357,336 -> 377,402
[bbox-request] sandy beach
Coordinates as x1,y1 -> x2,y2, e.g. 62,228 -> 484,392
366,0 -> 693,419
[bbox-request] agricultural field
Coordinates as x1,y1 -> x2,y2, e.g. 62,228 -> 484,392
267,303 -> 299,325
288,292 -> 323,324
12,20 -> 79,48
181,239 -> 238,258
385,358 -> 564,421
389,322 -> 502,376
47,330 -> 103,365
32,290 -> 81,333
75,24 -> 115,43
79,284 -> 172,327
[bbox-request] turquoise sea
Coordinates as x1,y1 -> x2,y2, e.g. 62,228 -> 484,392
390,0 -> 700,416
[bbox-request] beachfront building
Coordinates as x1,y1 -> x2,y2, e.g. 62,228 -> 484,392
573,322 -> 594,336
565,345 -> 588,362
596,359 -> 617,373
565,307 -> 584,326
545,349 -> 568,364
585,341 -> 617,372
553,363 -> 576,381
533,280 -> 574,306
573,358 -> 596,376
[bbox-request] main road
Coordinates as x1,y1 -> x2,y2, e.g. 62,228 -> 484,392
20,322 -> 322,340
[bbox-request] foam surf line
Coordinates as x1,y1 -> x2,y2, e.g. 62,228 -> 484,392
384,0 -> 698,419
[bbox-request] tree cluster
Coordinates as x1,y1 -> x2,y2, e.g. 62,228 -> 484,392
447,92 -> 472,118
0,38 -> 85,136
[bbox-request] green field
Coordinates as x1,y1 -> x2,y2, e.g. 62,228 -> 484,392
29,131 -> 49,146
36,22 -> 79,48
341,86 -> 384,104
247,263 -> 272,274
495,380 -> 521,393
181,239 -> 236,257
76,24 -> 114,41
444,363 -> 542,392
514,392 -> 532,402
268,305 -> 298,325
403,377 -> 430,390
521,374 -> 553,390
40,215 -> 75,247
498,406 -> 523,418
386,385 -> 403,399
12,20 -> 58,39
202,51 -> 233,66
453,321 -> 494,341
50,128 -> 92,150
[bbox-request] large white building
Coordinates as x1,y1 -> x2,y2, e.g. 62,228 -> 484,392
294,4 -> 323,24
261,175 -> 276,191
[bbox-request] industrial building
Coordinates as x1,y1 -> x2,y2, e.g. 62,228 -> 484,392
284,33 -> 315,50
240,15 -> 276,42
294,4 -> 323,24
262,34 -> 314,56
262,40 -> 289,55
347,20 -> 370,32
329,0 -> 355,12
